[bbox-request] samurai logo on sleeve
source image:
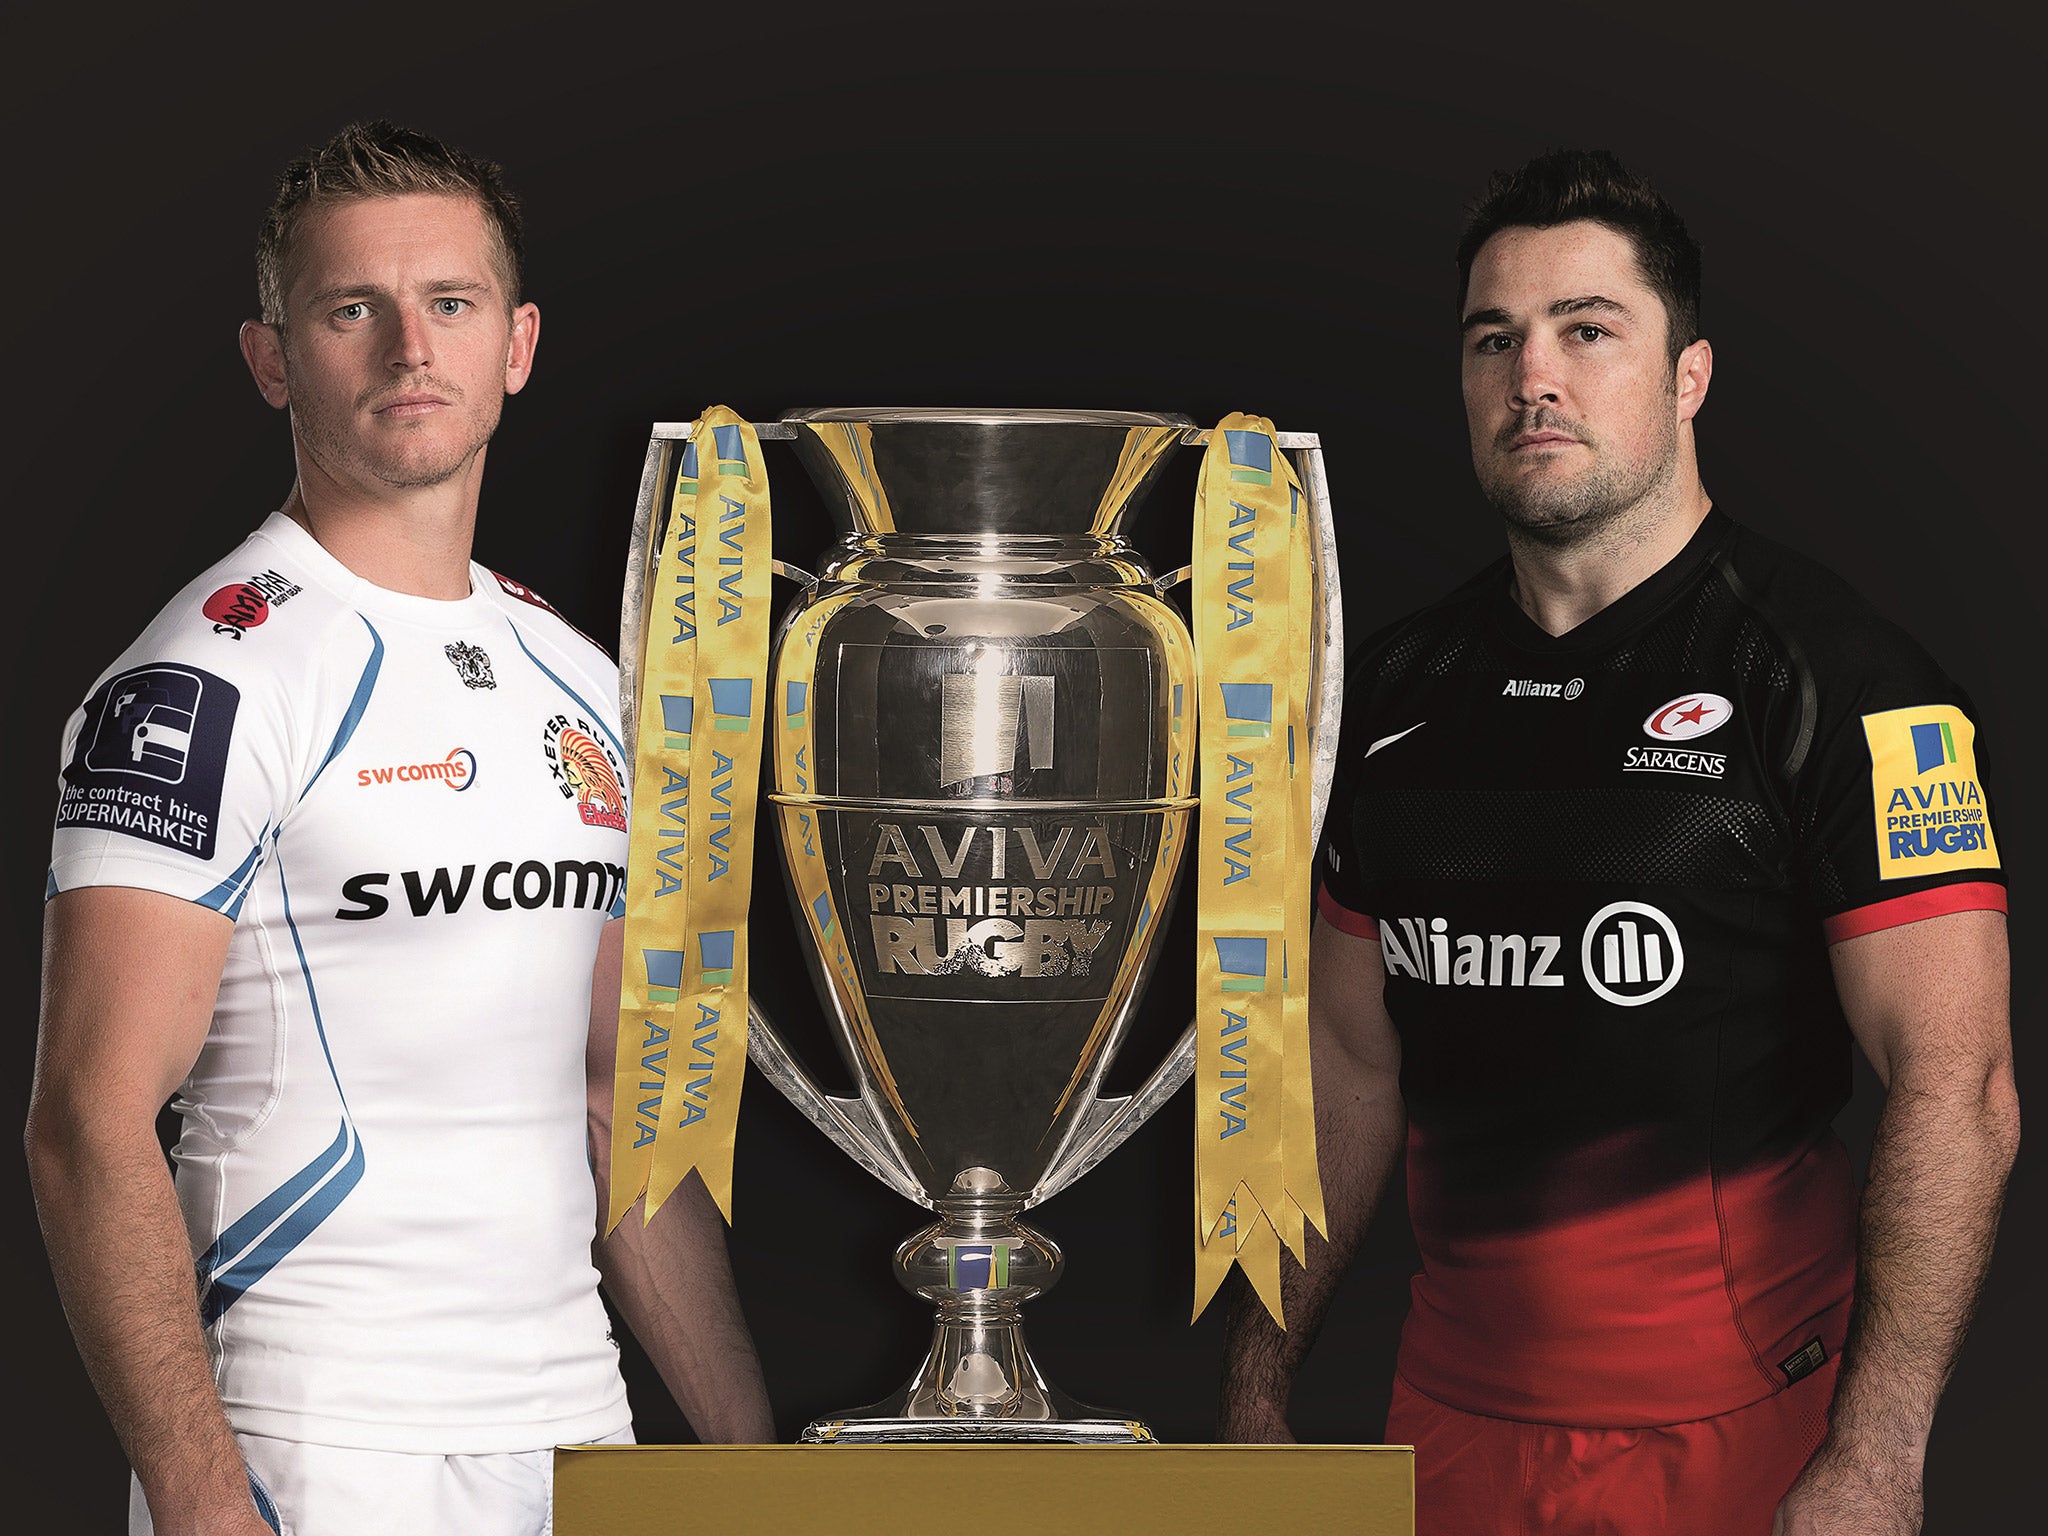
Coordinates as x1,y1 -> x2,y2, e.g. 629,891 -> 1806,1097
1862,704 -> 1998,878
58,664 -> 241,860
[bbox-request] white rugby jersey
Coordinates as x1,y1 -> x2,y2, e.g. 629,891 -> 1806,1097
49,512 -> 632,1453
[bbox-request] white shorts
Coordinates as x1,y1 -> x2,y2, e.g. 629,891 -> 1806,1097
127,1425 -> 636,1536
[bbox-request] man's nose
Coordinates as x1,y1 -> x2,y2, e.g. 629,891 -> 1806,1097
1509,335 -> 1562,410
384,307 -> 433,371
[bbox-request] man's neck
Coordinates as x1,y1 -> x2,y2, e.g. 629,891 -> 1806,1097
1505,480 -> 1713,638
281,457 -> 483,601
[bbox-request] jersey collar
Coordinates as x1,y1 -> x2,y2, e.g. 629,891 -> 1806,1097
1488,510 -> 1735,656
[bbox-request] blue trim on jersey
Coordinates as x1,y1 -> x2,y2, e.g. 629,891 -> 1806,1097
195,854 -> 364,1324
508,623 -> 626,760
301,616 -> 385,801
247,1469 -> 283,1534
45,868 -> 57,901
196,1120 -> 353,1288
200,1124 -> 364,1325
195,835 -> 270,919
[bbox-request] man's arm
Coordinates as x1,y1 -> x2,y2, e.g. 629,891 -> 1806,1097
1775,908 -> 2019,1536
1218,913 -> 1405,1441
25,887 -> 275,1536
585,919 -> 776,1442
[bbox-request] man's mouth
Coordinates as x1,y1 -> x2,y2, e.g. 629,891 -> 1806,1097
372,392 -> 452,417
1511,430 -> 1580,451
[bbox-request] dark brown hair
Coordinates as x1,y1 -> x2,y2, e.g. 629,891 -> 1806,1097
1457,149 -> 1701,364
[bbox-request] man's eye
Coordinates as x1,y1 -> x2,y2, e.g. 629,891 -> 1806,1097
432,298 -> 469,317
1572,323 -> 1608,342
334,302 -> 370,322
1475,333 -> 1516,355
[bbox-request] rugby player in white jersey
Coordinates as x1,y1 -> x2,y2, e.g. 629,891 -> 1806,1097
27,122 -> 774,1536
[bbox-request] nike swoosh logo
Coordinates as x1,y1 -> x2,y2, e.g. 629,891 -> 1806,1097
1365,722 -> 1425,758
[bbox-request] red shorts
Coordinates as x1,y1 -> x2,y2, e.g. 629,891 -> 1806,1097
1388,1358 -> 1837,1536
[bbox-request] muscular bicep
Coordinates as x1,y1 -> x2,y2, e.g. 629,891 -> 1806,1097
31,887 -> 233,1141
1828,908 -> 2010,1090
1308,911 -> 1400,1086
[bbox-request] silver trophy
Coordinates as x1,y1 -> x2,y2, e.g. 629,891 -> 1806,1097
620,408 -> 1341,1443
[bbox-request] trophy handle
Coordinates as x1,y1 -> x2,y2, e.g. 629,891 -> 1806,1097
1029,438 -> 1344,1207
745,999 -> 935,1209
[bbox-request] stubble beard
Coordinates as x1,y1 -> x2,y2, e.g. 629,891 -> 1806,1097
287,361 -> 502,493
1477,405 -> 1678,551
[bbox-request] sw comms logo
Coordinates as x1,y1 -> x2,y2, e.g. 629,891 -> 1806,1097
356,748 -> 477,791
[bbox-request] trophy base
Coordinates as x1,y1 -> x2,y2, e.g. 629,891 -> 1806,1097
797,1304 -> 1155,1445
800,1415 -> 1156,1445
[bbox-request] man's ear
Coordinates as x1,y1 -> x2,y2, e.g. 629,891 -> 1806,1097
1676,337 -> 1713,423
240,320 -> 289,409
504,301 -> 540,396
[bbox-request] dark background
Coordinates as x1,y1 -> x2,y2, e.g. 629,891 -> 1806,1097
4,1 -> 2040,1526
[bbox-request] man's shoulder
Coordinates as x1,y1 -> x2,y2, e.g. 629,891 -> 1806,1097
478,567 -> 619,692
1345,558 -> 1509,691
1713,518 -> 1957,696
103,522 -> 366,695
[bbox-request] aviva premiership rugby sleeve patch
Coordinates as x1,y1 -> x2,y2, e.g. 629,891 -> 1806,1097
56,663 -> 240,861
1861,704 -> 1997,879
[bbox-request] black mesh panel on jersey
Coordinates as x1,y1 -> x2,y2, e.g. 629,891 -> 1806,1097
1602,579 -> 1796,689
1355,786 -> 1788,888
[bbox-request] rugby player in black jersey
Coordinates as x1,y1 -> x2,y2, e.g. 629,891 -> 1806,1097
1218,150 -> 2017,1536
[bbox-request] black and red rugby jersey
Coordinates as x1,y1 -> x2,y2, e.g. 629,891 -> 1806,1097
1318,510 -> 2004,1428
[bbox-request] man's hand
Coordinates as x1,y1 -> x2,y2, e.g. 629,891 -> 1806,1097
1216,913 -> 1404,1442
1774,906 -> 2017,1534
1772,1439 -> 1922,1535
585,920 -> 775,1442
27,887 -> 268,1535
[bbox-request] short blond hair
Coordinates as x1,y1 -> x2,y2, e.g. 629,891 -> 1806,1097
256,121 -> 524,329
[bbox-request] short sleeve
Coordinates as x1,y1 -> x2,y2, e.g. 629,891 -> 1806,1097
48,606 -> 322,918
1315,658 -> 1379,941
1794,635 -> 2005,943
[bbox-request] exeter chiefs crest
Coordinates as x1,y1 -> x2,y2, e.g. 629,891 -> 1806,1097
544,714 -> 628,831
444,641 -> 497,690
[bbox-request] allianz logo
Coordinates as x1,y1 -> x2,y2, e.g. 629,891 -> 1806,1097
1379,900 -> 1683,1007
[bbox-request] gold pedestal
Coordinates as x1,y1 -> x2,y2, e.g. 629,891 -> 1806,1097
555,1443 -> 1413,1534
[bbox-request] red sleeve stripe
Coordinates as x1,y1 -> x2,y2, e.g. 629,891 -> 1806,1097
1316,884 -> 1378,940
1823,881 -> 2008,943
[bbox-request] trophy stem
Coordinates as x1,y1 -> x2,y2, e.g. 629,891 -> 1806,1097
798,1169 -> 1156,1444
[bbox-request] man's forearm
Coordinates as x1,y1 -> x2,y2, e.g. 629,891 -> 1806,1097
1823,1062 -> 2020,1470
25,1116 -> 261,1534
1218,1045 -> 1404,1438
598,1175 -> 775,1442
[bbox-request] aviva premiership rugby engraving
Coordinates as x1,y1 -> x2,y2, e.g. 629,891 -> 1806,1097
853,815 -> 1131,993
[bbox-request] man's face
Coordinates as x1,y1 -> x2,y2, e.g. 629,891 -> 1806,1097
1460,221 -> 1689,543
262,193 -> 536,493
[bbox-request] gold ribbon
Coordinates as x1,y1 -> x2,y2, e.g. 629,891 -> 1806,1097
611,407 -> 773,1226
1190,414 -> 1324,1325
